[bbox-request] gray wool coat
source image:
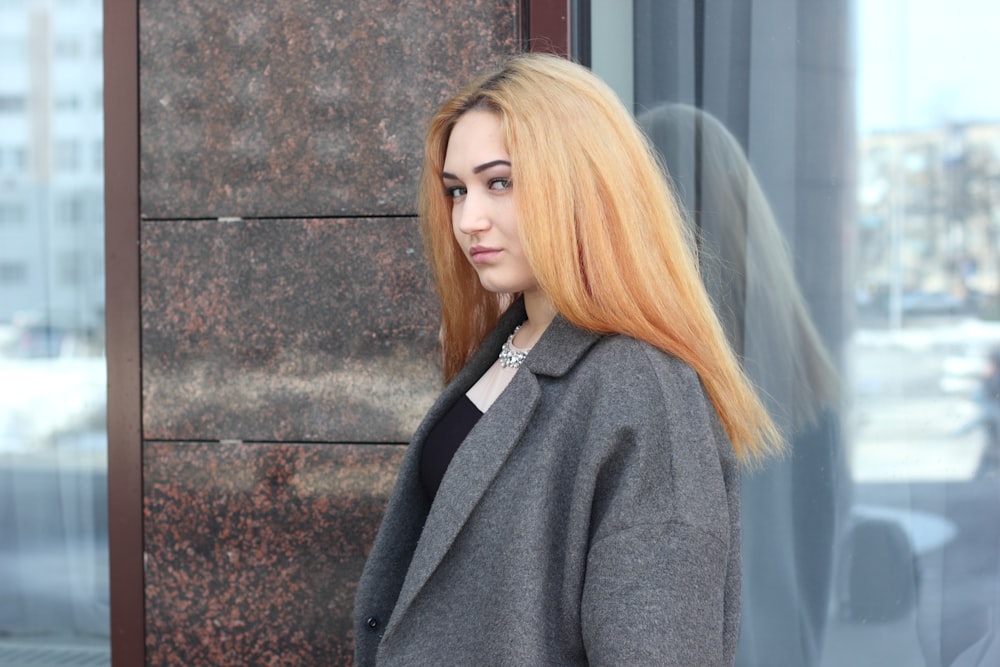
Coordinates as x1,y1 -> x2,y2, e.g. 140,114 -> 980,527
353,301 -> 741,666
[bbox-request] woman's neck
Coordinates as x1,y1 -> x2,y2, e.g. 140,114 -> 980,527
514,290 -> 556,349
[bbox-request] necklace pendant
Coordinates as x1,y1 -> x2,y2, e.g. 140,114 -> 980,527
498,324 -> 530,369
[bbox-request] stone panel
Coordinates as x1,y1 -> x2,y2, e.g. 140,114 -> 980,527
143,441 -> 405,665
140,0 -> 521,219
141,217 -> 441,443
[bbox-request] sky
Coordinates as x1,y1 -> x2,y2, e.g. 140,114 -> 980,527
856,0 -> 1000,132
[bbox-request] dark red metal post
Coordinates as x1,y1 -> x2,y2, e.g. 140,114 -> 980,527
525,0 -> 572,56
104,0 -> 144,664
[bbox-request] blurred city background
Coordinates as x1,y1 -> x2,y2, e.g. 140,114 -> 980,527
1,0 -> 999,665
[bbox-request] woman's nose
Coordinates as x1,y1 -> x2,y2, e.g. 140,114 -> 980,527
456,194 -> 490,234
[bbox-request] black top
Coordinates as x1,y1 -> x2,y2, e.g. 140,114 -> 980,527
420,394 -> 484,500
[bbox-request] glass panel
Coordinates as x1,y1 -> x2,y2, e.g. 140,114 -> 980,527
0,0 -> 109,663
593,0 -> 1000,665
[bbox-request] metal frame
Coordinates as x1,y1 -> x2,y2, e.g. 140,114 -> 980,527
103,0 -> 143,663
524,0 -> 572,56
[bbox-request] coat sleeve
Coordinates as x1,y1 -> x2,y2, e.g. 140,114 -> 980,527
579,350 -> 740,667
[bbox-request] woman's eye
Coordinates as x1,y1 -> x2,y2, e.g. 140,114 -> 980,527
445,185 -> 467,199
488,178 -> 512,192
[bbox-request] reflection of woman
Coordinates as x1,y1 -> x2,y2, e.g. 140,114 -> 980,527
639,103 -> 842,666
354,55 -> 781,666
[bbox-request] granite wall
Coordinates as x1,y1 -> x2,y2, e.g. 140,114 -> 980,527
138,1 -> 520,662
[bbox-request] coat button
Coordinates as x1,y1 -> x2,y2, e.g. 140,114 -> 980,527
365,616 -> 379,630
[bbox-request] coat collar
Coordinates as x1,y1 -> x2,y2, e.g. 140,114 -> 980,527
380,299 -> 603,643
445,296 -> 605,387
523,311 -> 604,378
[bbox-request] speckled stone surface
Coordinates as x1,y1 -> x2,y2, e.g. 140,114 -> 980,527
140,0 -> 521,219
141,217 -> 441,443
143,440 -> 405,666
139,1 -> 523,662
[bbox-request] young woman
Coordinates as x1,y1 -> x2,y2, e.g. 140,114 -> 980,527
353,54 -> 781,666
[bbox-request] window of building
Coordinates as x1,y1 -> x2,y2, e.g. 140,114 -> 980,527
92,139 -> 103,172
0,200 -> 26,225
13,147 -> 27,172
0,36 -> 26,62
0,95 -> 27,113
57,251 -> 84,285
588,0 -> 1000,664
56,194 -> 85,226
0,261 -> 27,284
54,139 -> 81,172
54,94 -> 82,111
53,36 -> 82,59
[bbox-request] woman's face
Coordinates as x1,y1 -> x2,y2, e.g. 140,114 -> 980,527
442,110 -> 538,296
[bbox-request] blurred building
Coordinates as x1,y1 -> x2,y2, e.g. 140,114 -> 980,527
0,0 -> 104,344
857,122 -> 1000,319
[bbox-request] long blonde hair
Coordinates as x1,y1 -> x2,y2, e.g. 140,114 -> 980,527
418,54 -> 781,463
638,103 -> 839,433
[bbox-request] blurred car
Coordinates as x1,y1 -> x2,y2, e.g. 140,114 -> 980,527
900,291 -> 968,316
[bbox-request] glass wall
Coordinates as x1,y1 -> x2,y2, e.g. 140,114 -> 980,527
590,0 -> 999,665
0,0 -> 109,663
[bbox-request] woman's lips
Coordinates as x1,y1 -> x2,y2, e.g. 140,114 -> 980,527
470,246 -> 501,264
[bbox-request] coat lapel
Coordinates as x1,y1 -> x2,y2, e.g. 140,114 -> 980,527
383,368 -> 541,641
379,301 -> 526,640
379,305 -> 603,643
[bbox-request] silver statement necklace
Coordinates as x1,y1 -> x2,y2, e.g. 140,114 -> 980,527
498,324 -> 531,369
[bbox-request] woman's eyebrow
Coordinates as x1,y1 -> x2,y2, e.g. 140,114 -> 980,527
441,159 -> 512,181
472,159 -> 511,174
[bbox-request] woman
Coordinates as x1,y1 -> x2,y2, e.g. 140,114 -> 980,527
353,54 -> 781,666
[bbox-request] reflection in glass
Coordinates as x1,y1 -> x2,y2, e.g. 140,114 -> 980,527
600,0 -> 1000,665
639,101 -> 846,667
0,0 -> 109,663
